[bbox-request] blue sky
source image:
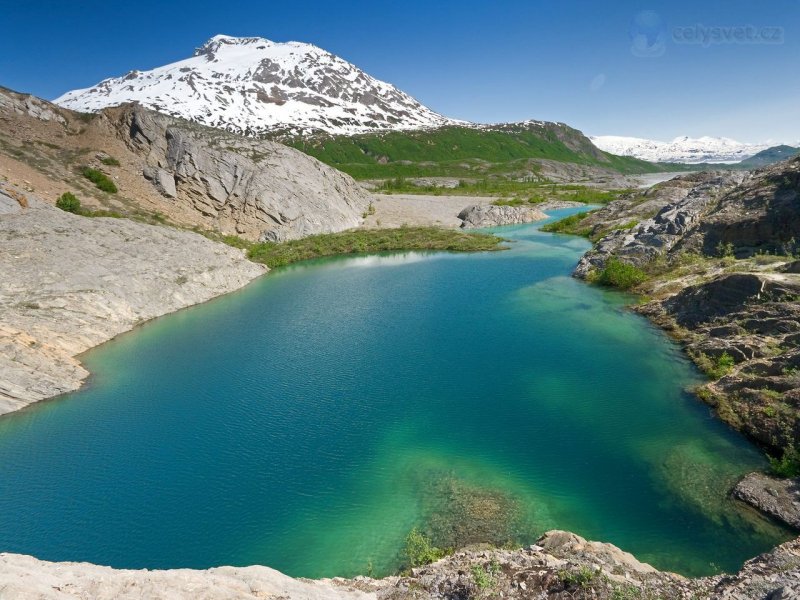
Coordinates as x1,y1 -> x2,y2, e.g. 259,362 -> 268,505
2,0 -> 798,142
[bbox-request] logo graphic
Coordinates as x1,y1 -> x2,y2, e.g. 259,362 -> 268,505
629,11 -> 667,57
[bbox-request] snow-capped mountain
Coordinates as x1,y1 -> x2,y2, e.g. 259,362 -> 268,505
55,35 -> 459,137
590,135 -> 776,164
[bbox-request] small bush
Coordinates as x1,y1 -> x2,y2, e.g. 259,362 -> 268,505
82,167 -> 118,193
470,563 -> 499,593
694,351 -> 736,379
769,446 -> 800,478
593,258 -> 647,290
100,156 -> 121,166
716,241 -> 735,258
558,566 -> 603,589
55,192 -> 81,214
404,528 -> 446,568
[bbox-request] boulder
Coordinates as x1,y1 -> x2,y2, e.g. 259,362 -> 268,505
458,204 -> 547,229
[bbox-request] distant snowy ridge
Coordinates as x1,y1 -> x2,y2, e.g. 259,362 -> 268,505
589,135 -> 788,164
55,34 -> 462,136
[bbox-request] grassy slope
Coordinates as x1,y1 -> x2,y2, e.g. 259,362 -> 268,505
217,227 -> 506,269
287,125 -> 672,180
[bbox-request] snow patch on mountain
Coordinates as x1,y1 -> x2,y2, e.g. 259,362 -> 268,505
55,34 -> 461,136
590,135 -> 779,164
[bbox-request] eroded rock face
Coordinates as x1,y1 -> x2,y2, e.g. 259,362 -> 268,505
574,172 -> 746,278
0,87 -> 67,125
0,185 -> 265,415
458,204 -> 547,229
109,106 -> 372,242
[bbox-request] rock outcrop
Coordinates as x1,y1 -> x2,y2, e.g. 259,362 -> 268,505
458,204 -> 547,229
2,530 -> 799,599
733,473 -> 800,530
0,184 -> 265,415
108,105 -> 372,241
574,171 -> 746,278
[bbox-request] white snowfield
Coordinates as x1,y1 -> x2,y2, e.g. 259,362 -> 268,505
590,134 -> 781,164
55,34 -> 461,136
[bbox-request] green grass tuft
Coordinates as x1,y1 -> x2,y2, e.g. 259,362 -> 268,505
55,192 -> 81,214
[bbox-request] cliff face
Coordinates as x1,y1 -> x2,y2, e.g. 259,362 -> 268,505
0,185 -> 265,415
0,86 -> 372,242
107,105 -> 372,241
1,531 -> 798,599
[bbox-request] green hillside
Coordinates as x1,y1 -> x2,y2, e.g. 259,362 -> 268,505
287,123 -> 671,180
738,145 -> 800,168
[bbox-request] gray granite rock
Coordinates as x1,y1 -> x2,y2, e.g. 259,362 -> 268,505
111,106 -> 372,241
0,185 -> 265,415
458,204 -> 548,229
734,472 -> 800,530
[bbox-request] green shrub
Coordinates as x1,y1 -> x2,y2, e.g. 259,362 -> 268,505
693,351 -> 736,379
593,258 -> 648,290
716,241 -> 735,258
100,156 -> 121,166
82,167 -> 118,193
769,446 -> 800,478
558,566 -> 602,588
541,212 -> 591,236
55,192 -> 81,213
404,528 -> 446,568
470,561 -> 500,592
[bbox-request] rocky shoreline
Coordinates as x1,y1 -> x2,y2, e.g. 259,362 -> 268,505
2,530 -> 798,599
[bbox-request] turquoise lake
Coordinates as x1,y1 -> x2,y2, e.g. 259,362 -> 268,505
0,208 -> 791,578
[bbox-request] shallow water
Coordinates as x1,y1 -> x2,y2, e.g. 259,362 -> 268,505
0,208 -> 791,578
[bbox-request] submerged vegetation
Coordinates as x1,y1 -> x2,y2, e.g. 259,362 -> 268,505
234,227 -> 506,268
